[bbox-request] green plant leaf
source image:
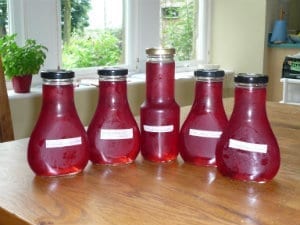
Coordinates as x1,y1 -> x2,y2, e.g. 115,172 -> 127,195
0,34 -> 48,79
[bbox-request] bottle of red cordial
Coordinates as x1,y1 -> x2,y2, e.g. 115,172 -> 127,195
28,70 -> 89,176
216,73 -> 280,182
180,69 -> 228,166
87,67 -> 140,165
140,47 -> 180,162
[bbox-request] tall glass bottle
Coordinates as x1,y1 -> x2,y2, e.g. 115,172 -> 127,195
28,70 -> 89,176
140,48 -> 180,162
87,67 -> 140,165
216,73 -> 280,182
180,69 -> 228,166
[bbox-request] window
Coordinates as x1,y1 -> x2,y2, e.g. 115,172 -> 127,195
161,0 -> 197,61
60,0 -> 210,73
5,0 -> 210,83
61,0 -> 125,69
0,0 -> 8,37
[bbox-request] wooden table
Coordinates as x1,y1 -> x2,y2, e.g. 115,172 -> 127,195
0,98 -> 300,225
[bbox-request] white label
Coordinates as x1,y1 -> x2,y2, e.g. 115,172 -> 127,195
100,128 -> 133,140
189,129 -> 222,138
143,125 -> 174,133
45,137 -> 82,148
229,139 -> 268,154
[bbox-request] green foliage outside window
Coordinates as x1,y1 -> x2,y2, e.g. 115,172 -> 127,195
62,30 -> 122,69
161,1 -> 196,61
0,0 -> 8,36
61,0 -> 91,44
61,0 -> 123,68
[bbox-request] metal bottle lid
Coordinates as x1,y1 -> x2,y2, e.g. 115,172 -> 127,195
146,47 -> 176,56
97,67 -> 128,77
194,69 -> 225,78
41,69 -> 74,79
234,73 -> 268,84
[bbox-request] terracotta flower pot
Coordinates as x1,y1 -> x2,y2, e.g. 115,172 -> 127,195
12,75 -> 33,93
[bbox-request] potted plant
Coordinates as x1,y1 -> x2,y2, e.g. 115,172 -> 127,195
0,34 -> 47,93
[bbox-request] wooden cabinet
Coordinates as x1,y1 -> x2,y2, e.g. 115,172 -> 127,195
266,47 -> 299,102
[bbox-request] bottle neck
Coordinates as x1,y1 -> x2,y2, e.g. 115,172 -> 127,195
233,85 -> 267,119
193,79 -> 224,110
42,84 -> 75,114
145,61 -> 175,103
99,80 -> 128,106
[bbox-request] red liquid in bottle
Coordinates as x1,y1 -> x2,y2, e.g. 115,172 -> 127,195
216,74 -> 280,182
140,48 -> 180,162
28,70 -> 89,176
87,68 -> 140,165
180,70 -> 228,166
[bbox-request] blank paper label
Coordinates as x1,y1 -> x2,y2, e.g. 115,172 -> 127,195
229,139 -> 268,153
46,137 -> 82,148
189,129 -> 222,138
143,125 -> 174,133
100,128 -> 133,140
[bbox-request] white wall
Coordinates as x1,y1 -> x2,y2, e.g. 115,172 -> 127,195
9,0 -> 61,70
210,0 -> 268,74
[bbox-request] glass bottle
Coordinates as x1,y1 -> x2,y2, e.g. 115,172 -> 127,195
180,69 -> 228,166
140,48 -> 180,162
27,70 -> 89,176
87,67 -> 140,165
216,73 -> 280,182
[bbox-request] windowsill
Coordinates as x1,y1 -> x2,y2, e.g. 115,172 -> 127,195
8,70 -> 234,100
7,71 -> 195,99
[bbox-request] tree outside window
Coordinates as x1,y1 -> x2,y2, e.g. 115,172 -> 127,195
0,0 -> 8,37
61,0 -> 123,69
160,0 -> 198,61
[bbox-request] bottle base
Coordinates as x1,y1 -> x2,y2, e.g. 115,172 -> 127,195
182,157 -> 216,167
34,170 -> 84,177
142,156 -> 178,163
92,159 -> 135,166
218,171 -> 275,183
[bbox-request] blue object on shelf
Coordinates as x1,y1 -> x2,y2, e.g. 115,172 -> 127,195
270,20 -> 287,43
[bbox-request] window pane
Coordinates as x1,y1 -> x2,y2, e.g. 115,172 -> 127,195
61,0 -> 124,69
160,0 -> 198,61
0,0 -> 8,37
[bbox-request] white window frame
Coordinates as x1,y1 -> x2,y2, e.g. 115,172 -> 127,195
8,0 -> 61,87
130,0 -> 211,73
7,0 -> 211,85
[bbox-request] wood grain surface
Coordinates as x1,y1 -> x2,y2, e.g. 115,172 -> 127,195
0,98 -> 299,225
0,57 -> 14,142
